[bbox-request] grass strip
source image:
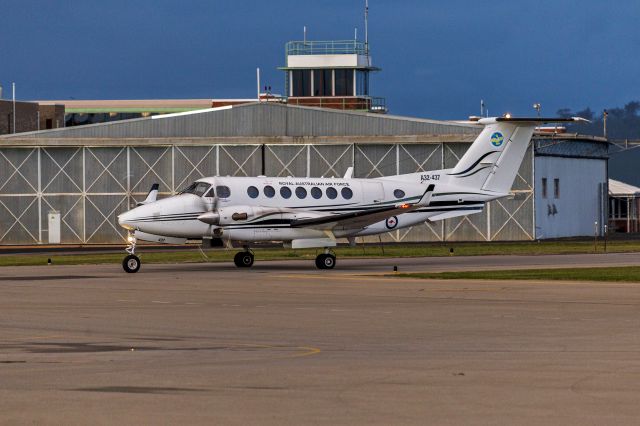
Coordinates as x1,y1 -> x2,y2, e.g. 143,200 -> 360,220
395,266 -> 640,283
0,239 -> 639,268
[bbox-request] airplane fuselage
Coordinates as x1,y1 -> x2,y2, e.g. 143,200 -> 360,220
118,173 -> 489,243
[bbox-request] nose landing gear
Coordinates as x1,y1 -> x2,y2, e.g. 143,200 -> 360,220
122,232 -> 141,273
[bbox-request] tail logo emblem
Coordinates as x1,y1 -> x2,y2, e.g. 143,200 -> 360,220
490,132 -> 504,147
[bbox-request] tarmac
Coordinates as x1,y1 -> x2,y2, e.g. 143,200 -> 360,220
1,253 -> 640,425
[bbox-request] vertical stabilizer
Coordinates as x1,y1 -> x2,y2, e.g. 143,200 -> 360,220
449,117 -> 585,194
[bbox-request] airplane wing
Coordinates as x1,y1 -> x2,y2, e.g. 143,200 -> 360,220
291,185 -> 435,231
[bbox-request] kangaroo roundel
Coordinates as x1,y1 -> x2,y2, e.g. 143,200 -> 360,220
490,132 -> 504,147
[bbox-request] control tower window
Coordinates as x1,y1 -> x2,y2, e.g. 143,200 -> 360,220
292,70 -> 311,97
356,71 -> 369,96
313,69 -> 333,96
335,69 -> 354,96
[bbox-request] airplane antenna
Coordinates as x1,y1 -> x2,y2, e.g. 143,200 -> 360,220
364,0 -> 369,54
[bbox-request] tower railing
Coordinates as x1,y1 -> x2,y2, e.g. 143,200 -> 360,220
286,40 -> 368,56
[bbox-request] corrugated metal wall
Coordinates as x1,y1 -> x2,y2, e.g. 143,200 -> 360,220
8,103 -> 479,139
0,142 -> 534,245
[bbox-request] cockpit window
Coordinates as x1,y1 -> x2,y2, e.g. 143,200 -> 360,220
216,185 -> 231,198
180,182 -> 211,197
204,187 -> 215,198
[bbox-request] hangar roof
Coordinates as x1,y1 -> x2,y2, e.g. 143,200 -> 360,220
609,179 -> 640,197
1,102 -> 479,140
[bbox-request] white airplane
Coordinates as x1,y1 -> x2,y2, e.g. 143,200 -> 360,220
117,116 -> 584,273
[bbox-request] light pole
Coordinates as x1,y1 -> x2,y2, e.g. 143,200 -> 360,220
603,109 -> 608,138
533,103 -> 541,118
12,82 -> 16,134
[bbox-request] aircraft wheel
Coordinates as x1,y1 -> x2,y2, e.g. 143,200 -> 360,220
315,254 -> 336,270
123,254 -> 141,273
234,252 -> 254,268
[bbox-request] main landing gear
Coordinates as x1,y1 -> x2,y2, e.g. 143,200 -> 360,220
315,249 -> 336,270
122,232 -> 141,273
233,247 -> 254,268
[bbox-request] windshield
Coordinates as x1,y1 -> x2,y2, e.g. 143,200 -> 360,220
179,182 -> 211,197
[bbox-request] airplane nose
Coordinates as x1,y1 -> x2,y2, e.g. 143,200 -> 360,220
118,211 -> 136,230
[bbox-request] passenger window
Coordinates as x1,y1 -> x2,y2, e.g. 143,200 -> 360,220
216,185 -> 231,198
247,186 -> 259,198
264,185 -> 275,198
295,187 -> 307,199
280,186 -> 292,199
394,189 -> 405,199
326,187 -> 337,199
341,187 -> 353,199
311,187 -> 322,199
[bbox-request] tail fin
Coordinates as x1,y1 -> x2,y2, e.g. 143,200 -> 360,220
449,117 -> 586,194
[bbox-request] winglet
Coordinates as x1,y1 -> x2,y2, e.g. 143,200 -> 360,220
137,183 -> 159,206
343,167 -> 354,179
416,184 -> 435,207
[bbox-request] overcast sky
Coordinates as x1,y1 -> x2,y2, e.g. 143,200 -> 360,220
2,0 -> 638,119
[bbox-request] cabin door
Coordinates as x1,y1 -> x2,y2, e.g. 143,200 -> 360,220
363,182 -> 385,205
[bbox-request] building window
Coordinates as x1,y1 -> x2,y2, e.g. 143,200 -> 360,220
280,186 -> 292,199
341,187 -> 353,199
334,69 -> 354,96
610,198 -> 628,219
264,185 -> 275,198
554,178 -> 560,199
295,187 -> 307,199
326,187 -> 337,199
292,70 -> 311,97
313,69 -> 332,96
356,70 -> 369,96
247,186 -> 259,198
311,187 -> 322,199
541,178 -> 547,199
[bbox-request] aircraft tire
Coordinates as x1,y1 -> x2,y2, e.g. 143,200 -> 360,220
323,254 -> 336,269
123,254 -> 141,273
315,254 -> 336,270
234,252 -> 254,268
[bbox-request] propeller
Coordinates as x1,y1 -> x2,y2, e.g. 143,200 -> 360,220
198,186 -> 220,225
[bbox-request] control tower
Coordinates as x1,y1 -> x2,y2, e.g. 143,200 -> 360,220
280,39 -> 385,113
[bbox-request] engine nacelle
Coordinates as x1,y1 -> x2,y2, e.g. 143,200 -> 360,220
198,206 -> 326,227
198,206 -> 282,226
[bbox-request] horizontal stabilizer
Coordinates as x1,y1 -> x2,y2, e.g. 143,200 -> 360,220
478,116 -> 589,124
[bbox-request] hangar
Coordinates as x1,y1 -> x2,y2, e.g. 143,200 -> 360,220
0,102 -> 608,245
